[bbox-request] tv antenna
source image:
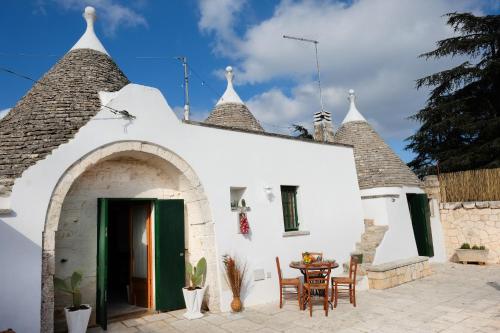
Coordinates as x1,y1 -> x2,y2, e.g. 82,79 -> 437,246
176,56 -> 190,120
283,35 -> 325,113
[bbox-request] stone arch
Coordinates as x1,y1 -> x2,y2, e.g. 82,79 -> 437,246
41,141 -> 218,333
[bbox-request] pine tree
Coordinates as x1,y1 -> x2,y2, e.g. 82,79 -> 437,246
291,124 -> 313,139
406,12 -> 500,176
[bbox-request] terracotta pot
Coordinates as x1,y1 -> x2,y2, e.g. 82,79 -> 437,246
230,296 -> 242,312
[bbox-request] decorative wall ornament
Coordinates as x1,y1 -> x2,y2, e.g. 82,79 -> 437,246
239,212 -> 250,234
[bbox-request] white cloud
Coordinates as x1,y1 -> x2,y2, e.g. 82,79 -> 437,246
197,0 -> 488,141
50,0 -> 147,36
0,108 -> 11,120
197,0 -> 246,55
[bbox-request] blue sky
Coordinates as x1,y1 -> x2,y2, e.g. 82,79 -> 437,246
1,0 -> 498,162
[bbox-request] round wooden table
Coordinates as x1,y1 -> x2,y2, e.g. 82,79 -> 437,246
289,261 -> 339,309
289,261 -> 339,275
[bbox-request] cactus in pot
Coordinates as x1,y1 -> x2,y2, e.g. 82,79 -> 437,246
186,257 -> 207,290
54,271 -> 91,333
183,258 -> 207,319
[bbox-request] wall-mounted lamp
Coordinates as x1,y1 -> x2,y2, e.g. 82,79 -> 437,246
264,186 -> 274,201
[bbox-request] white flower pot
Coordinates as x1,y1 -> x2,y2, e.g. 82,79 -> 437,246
64,304 -> 91,333
182,286 -> 206,320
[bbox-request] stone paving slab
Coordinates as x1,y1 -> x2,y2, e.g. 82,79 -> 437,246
87,263 -> 500,333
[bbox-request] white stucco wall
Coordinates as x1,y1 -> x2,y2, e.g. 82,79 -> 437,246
0,84 -> 365,332
360,187 -> 422,264
428,198 -> 446,262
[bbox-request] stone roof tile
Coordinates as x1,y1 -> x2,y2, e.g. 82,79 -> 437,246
204,103 -> 264,132
334,120 -> 422,189
0,49 -> 129,194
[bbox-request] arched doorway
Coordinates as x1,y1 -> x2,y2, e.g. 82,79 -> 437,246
41,141 -> 219,332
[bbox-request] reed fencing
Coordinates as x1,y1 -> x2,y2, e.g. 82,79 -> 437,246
439,168 -> 500,202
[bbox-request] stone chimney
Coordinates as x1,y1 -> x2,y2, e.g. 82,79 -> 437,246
313,111 -> 334,142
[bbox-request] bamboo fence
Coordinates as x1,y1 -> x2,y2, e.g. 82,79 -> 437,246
439,168 -> 500,202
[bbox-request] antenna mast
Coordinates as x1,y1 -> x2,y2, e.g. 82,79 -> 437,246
283,35 -> 325,113
176,56 -> 190,120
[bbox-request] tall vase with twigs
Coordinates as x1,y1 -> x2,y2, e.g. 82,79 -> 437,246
222,255 -> 246,312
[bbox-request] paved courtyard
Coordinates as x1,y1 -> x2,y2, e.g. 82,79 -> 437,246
89,263 -> 500,333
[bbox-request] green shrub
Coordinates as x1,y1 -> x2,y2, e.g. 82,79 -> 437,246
472,245 -> 480,250
479,245 -> 486,250
460,243 -> 471,249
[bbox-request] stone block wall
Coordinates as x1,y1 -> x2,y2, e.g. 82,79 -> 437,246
440,201 -> 500,263
353,219 -> 388,275
424,175 -> 500,264
367,257 -> 431,289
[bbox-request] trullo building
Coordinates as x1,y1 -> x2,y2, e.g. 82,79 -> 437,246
0,7 -> 444,333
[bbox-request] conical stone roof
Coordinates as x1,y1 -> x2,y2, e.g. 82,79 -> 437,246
0,48 -> 129,195
205,103 -> 264,132
334,91 -> 422,190
204,66 -> 264,132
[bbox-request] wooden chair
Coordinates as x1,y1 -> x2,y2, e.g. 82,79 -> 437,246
276,257 -> 303,309
303,262 -> 332,317
331,256 -> 358,308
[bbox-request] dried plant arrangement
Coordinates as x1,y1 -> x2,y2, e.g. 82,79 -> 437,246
222,255 -> 246,311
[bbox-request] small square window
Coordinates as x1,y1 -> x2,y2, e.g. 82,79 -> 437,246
280,186 -> 299,231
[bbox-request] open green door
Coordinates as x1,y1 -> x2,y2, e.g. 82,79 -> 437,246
155,199 -> 186,311
96,198 -> 108,330
406,193 -> 434,257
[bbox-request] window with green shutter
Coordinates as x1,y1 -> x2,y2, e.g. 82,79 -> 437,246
280,186 -> 299,231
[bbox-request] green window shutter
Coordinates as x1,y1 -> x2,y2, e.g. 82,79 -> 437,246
281,186 -> 299,231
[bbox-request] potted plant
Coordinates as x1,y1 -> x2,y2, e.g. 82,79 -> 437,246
222,255 -> 246,312
182,257 -> 207,319
54,271 -> 91,333
456,243 -> 489,264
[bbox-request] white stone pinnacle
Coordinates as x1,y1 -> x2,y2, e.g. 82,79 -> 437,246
342,89 -> 366,124
216,66 -> 244,105
70,6 -> 109,56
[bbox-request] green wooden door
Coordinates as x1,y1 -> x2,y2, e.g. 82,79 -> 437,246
96,198 -> 108,330
155,199 -> 186,311
406,193 -> 434,257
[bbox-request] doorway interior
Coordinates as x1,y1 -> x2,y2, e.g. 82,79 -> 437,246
107,200 -> 153,319
97,198 -> 186,330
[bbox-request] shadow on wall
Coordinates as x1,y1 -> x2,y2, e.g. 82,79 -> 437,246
0,219 -> 42,333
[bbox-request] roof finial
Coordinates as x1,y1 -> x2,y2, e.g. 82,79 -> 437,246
83,6 -> 96,31
70,6 -> 109,56
341,89 -> 366,124
225,66 -> 234,85
348,89 -> 356,106
216,65 -> 244,105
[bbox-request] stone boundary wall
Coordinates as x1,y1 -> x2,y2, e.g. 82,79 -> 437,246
440,201 -> 500,263
366,256 -> 431,289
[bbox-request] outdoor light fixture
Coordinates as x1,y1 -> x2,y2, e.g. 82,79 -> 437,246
264,186 -> 274,201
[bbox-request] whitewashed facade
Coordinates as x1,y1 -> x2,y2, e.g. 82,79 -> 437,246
0,7 -> 444,333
